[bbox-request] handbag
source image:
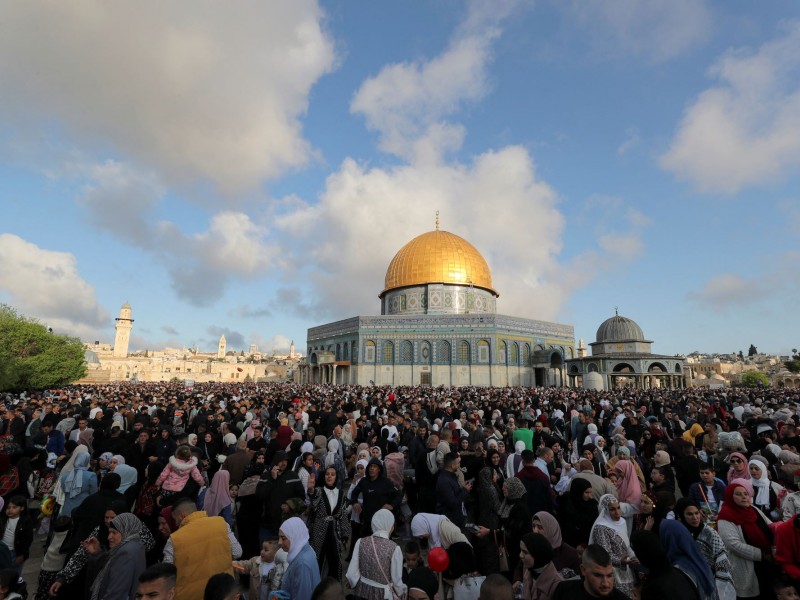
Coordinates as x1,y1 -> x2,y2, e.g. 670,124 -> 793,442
494,530 -> 509,572
370,537 -> 402,600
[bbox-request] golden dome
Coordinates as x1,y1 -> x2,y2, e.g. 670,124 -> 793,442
381,229 -> 497,297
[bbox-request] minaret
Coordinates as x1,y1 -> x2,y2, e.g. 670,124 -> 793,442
577,338 -> 587,358
218,335 -> 227,358
113,302 -> 134,358
290,340 -> 295,358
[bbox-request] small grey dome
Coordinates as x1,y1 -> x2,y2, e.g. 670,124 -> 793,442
595,315 -> 645,343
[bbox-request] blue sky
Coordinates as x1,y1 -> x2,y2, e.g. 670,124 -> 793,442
1,0 -> 799,358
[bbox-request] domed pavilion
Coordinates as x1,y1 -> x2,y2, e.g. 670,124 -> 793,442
299,217 -> 575,387
565,312 -> 686,390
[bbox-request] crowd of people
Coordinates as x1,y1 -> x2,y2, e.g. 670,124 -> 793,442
0,381 -> 797,600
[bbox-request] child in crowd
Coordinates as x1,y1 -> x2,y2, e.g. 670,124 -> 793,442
0,567 -> 26,600
233,537 -> 287,600
154,444 -> 206,505
0,497 -> 33,573
402,540 -> 425,584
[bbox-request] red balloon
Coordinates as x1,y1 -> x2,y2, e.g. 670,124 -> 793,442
427,547 -> 449,572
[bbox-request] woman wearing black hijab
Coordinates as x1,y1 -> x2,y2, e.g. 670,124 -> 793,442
519,532 -> 562,600
557,478 -> 598,548
630,530 -> 701,600
673,498 -> 736,600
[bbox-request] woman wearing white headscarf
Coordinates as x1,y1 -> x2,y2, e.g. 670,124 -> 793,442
748,455 -> 783,520
110,455 -> 138,496
324,439 -> 346,487
506,441 -> 526,478
53,444 -> 91,508
589,494 -> 636,597
410,513 -> 468,549
342,422 -> 355,448
278,516 -> 320,600
347,509 -> 406,600
346,459 -> 369,561
60,451 -> 97,516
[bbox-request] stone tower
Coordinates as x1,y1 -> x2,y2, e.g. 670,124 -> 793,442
290,340 -> 295,358
113,302 -> 134,358
577,338 -> 587,358
218,335 -> 227,358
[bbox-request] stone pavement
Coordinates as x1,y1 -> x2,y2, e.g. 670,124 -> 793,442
22,531 -> 46,597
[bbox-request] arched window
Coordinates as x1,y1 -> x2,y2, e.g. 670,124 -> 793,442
401,340 -> 413,363
459,340 -> 470,364
382,341 -> 394,364
343,343 -> 349,360
336,343 -> 341,361
510,342 -> 519,365
498,341 -> 507,364
351,341 -> 358,363
438,341 -> 451,364
364,340 -> 375,363
522,344 -> 530,365
478,340 -> 490,363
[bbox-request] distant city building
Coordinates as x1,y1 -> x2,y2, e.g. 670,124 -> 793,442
566,313 -> 686,390
77,304 -> 300,384
299,217 -> 575,387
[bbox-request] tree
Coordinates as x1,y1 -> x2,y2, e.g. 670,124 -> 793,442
786,348 -> 800,373
740,371 -> 769,387
0,304 -> 87,391
748,344 -> 758,357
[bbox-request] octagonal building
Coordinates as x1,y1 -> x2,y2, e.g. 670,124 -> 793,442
299,221 -> 575,387
565,313 -> 686,390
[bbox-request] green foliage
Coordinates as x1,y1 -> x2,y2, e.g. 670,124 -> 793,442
748,344 -> 758,357
740,370 -> 769,387
787,349 -> 800,373
0,304 -> 87,392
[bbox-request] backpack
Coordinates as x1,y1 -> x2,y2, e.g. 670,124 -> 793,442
426,450 -> 439,475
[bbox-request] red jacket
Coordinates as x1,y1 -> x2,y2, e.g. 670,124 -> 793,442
775,516 -> 800,580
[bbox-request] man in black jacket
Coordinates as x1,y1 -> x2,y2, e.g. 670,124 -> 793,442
256,451 -> 305,540
435,452 -> 472,527
350,457 -> 401,535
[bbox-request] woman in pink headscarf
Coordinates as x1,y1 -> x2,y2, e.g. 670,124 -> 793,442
614,460 -> 642,508
726,452 -> 750,484
200,469 -> 232,525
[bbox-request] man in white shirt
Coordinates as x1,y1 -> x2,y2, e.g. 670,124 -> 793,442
381,416 -> 399,443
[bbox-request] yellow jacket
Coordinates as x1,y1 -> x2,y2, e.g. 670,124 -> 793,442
172,511 -> 232,600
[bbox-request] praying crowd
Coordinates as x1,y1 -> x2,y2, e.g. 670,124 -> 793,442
0,381 -> 798,600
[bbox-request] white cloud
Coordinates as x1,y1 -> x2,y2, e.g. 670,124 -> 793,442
0,234 -> 110,337
617,128 -> 641,156
76,161 -> 278,305
276,147 -> 570,321
350,0 -> 518,162
661,22 -> 800,193
0,2 -> 335,193
564,0 -> 713,63
251,334 -> 293,354
598,234 -> 644,260
688,273 -> 772,311
79,161 -> 163,243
